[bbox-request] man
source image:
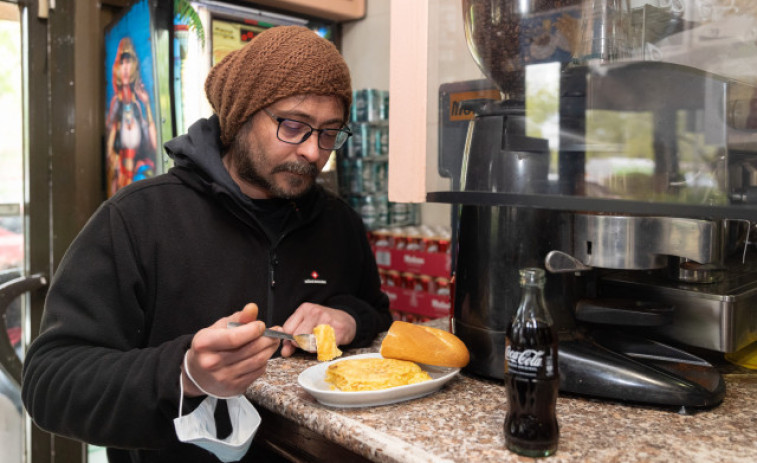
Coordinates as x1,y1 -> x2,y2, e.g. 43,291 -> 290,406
22,26 -> 392,462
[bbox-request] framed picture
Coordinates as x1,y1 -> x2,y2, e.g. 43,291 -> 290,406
210,16 -> 272,66
104,0 -> 162,197
172,1 -> 336,136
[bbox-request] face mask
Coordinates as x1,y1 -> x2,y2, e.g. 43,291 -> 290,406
173,370 -> 261,462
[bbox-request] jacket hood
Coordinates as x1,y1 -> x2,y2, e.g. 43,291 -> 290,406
163,116 -> 325,239
164,115 -> 239,197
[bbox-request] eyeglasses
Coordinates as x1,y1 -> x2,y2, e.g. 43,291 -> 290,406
263,109 -> 352,151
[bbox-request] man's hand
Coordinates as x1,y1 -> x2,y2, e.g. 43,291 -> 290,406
181,303 -> 280,397
279,303 -> 356,357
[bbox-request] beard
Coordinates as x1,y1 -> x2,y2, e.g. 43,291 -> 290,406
229,122 -> 319,199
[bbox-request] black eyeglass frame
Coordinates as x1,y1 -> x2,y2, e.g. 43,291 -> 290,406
262,108 -> 352,150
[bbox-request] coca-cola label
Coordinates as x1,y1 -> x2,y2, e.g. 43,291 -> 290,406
505,344 -> 557,379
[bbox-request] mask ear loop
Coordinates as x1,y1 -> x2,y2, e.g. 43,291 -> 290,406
183,350 -> 237,400
178,368 -> 186,419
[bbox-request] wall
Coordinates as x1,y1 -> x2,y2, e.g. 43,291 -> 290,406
425,0 -> 486,225
341,0 -> 390,90
342,0 -> 459,227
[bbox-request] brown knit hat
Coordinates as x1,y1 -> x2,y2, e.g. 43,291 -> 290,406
205,25 -> 352,147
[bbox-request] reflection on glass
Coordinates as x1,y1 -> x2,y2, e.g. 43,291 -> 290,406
456,0 -> 757,207
0,6 -> 25,463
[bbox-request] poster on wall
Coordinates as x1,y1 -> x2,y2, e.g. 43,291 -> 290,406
104,0 -> 161,198
210,15 -> 335,65
211,17 -> 272,65
172,1 -> 335,136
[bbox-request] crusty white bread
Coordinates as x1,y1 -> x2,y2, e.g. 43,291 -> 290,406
380,321 -> 470,368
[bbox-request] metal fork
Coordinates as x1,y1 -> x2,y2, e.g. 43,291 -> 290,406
227,322 -> 317,353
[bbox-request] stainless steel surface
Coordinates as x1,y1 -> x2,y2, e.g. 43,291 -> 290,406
227,323 -> 318,353
601,268 -> 757,353
669,258 -> 724,284
263,329 -> 318,353
544,250 -> 593,273
572,214 -> 724,270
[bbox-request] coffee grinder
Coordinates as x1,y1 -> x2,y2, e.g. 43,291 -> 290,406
432,0 -> 757,409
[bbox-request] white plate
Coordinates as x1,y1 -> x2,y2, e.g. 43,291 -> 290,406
297,353 -> 460,408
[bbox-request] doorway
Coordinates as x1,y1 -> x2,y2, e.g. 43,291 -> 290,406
0,1 -> 98,461
0,4 -> 26,462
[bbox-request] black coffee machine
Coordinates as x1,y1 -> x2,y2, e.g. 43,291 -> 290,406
432,0 -> 757,410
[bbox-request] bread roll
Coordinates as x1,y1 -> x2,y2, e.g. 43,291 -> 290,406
380,321 -> 470,368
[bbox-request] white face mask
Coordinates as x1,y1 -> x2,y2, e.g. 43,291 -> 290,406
173,371 -> 261,462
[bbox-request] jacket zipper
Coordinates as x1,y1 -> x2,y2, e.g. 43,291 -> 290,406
267,248 -> 277,326
265,202 -> 305,327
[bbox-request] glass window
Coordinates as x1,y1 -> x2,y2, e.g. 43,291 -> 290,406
0,4 -> 25,463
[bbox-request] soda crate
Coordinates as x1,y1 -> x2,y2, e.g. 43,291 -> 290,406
374,247 -> 451,278
381,284 -> 451,319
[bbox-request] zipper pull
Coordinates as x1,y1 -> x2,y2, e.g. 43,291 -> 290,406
270,253 -> 278,288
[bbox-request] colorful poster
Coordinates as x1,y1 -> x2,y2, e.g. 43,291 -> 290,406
211,18 -> 270,66
210,16 -> 336,66
104,0 -> 160,197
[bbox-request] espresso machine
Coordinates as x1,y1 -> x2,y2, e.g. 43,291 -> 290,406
433,0 -> 757,410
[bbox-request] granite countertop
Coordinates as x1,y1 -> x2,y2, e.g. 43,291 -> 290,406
246,321 -> 757,462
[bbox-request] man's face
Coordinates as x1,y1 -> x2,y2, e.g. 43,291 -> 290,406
228,94 -> 344,200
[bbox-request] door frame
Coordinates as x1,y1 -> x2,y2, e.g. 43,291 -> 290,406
25,0 -> 105,461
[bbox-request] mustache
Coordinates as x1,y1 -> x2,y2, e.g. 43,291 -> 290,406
272,162 -> 318,177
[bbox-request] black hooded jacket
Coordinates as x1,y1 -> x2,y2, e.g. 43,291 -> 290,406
21,116 -> 392,462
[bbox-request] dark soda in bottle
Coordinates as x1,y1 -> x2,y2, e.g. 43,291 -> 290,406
504,267 -> 559,457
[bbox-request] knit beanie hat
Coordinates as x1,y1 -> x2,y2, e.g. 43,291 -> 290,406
205,25 -> 352,147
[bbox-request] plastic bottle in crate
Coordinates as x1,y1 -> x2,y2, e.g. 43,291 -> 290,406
348,159 -> 363,194
359,195 -> 378,229
374,161 -> 388,192
379,90 -> 390,120
361,160 -> 376,193
390,202 -> 411,226
352,89 -> 367,122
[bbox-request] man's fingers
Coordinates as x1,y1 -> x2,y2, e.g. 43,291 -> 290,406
281,307 -> 304,334
238,302 -> 259,324
198,320 -> 266,352
280,342 -> 296,358
221,302 -> 260,329
224,320 -> 266,350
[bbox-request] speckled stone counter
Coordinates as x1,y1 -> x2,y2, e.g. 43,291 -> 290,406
246,321 -> 757,462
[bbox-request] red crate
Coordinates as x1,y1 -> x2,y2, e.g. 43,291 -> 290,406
374,247 -> 451,278
381,284 -> 451,319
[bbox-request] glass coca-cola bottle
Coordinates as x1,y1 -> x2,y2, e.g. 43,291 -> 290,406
504,267 -> 559,457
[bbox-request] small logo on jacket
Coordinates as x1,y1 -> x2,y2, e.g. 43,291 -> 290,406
304,270 -> 327,285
